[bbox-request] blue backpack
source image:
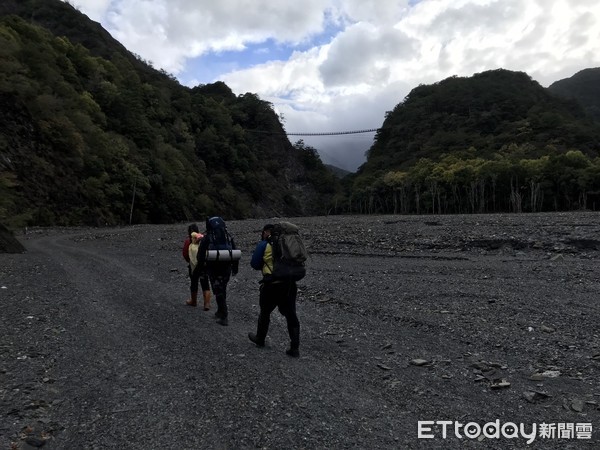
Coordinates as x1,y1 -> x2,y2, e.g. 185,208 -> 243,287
205,217 -> 241,261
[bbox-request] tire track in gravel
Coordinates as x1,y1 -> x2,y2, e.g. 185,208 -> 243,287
25,231 -> 228,447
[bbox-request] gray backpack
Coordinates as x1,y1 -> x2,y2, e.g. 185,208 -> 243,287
268,221 -> 307,281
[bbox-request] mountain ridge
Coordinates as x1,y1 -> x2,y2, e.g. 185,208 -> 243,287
344,68 -> 600,214
548,67 -> 600,120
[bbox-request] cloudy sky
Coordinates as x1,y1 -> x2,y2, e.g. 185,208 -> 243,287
67,0 -> 600,171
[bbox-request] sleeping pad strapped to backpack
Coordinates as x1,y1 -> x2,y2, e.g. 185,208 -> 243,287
205,216 -> 241,262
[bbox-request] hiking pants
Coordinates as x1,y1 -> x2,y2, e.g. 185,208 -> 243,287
256,280 -> 300,349
190,266 -> 209,294
208,268 -> 231,317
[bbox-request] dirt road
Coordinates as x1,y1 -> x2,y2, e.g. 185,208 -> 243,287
1,213 -> 599,448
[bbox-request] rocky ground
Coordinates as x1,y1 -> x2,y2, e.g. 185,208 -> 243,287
1,212 -> 599,449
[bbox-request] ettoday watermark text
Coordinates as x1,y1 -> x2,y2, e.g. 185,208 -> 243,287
418,420 -> 593,444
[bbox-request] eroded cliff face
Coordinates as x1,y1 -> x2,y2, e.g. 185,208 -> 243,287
245,135 -> 334,218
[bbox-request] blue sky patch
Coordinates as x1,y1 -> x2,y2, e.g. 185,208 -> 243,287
181,19 -> 344,87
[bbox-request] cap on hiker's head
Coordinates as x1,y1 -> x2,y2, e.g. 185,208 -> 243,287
263,224 -> 274,232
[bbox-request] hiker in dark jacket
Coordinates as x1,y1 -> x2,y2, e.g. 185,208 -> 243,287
197,217 -> 239,326
248,224 -> 300,357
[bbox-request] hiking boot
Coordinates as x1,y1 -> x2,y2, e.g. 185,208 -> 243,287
214,310 -> 224,319
185,291 -> 198,307
286,348 -> 300,358
216,317 -> 228,326
202,291 -> 211,311
248,332 -> 265,347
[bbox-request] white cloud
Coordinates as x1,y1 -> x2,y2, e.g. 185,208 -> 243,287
67,0 -> 600,171
84,0 -> 333,73
70,0 -> 112,21
319,22 -> 418,87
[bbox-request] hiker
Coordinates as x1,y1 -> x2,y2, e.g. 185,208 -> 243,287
182,224 -> 211,310
248,223 -> 301,357
197,217 -> 239,326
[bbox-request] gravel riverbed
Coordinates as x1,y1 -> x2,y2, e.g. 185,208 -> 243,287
1,212 -> 599,449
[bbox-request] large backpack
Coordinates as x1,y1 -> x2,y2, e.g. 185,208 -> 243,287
205,217 -> 241,262
268,221 -> 307,281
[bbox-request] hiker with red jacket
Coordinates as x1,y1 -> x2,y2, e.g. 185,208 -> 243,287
182,223 -> 211,310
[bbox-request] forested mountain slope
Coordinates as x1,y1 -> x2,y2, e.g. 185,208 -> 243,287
3,0 -> 599,223
0,0 -> 339,227
346,69 -> 600,215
